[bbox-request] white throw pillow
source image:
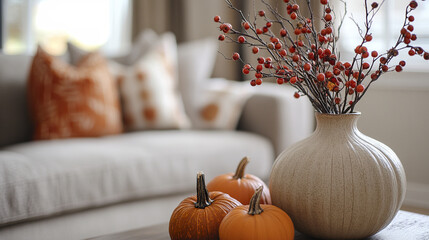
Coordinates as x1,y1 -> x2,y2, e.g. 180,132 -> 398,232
110,33 -> 190,130
189,79 -> 252,130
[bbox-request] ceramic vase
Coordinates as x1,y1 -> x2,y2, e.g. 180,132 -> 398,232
269,112 -> 406,239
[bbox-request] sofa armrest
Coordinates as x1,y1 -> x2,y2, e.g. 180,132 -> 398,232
238,83 -> 314,157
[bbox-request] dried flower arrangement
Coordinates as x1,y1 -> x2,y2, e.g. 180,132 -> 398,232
214,0 -> 428,114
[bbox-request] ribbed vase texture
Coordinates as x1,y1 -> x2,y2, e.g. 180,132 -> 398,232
269,113 -> 406,239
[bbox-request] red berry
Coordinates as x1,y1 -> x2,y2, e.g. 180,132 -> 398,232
304,63 -> 311,71
333,68 -> 341,76
395,65 -> 403,72
365,34 -> 373,42
283,0 -> 289,2
220,23 -> 232,33
409,1 -> 418,9
409,49 -> 416,56
271,37 -> 279,43
326,27 -> 333,34
407,25 -> 414,32
279,49 -> 287,56
399,60 -> 406,67
257,57 -> 265,64
308,52 -> 315,60
280,29 -> 287,37
255,72 -> 262,78
266,57 -> 272,62
214,16 -> 221,22
349,101 -> 354,105
292,4 -> 299,11
263,26 -> 269,33
259,10 -> 265,17
256,78 -> 262,85
256,28 -> 263,34
424,52 -> 429,60
294,28 -> 301,35
362,52 -> 370,58
294,92 -> 300,99
277,78 -> 284,84
292,54 -> 300,62
371,73 -> 378,80
401,28 -> 408,35
232,52 -> 240,60
380,57 -> 387,64
325,8 -> 331,13
243,22 -> 250,30
289,46 -> 296,53
371,51 -> 378,58
371,2 -> 378,8
356,84 -> 365,93
411,34 -> 417,41
348,89 -> 354,95
290,76 -> 297,84
238,36 -> 246,43
324,14 -> 332,21
266,22 -> 272,28
320,0 -> 328,5
363,62 -> 370,69
317,73 -> 325,82
409,16 -> 415,22
218,35 -> 225,41
344,62 -> 351,69
291,12 -> 297,20
324,49 -> 332,56
243,68 -> 250,74
252,46 -> 259,54
275,42 -> 282,50
335,97 -> 341,104
250,80 -> 256,86
382,65 -> 389,72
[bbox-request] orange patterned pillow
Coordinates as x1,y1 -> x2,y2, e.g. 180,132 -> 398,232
28,47 -> 123,140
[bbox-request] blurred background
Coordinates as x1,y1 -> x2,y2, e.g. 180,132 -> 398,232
1,0 -> 429,212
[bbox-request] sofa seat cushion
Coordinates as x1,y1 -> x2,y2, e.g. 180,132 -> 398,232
0,130 -> 273,226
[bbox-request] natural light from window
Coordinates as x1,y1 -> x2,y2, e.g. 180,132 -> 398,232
3,0 -> 131,56
336,0 -> 429,70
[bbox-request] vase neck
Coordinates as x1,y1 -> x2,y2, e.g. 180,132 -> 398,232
314,113 -> 360,136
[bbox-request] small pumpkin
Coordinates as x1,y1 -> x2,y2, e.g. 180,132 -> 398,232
169,171 -> 241,240
207,156 -> 271,204
219,186 -> 294,240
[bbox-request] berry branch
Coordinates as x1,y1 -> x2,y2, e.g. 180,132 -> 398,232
215,0 -> 428,114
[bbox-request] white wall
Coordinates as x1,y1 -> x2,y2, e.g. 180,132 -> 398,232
356,72 -> 429,208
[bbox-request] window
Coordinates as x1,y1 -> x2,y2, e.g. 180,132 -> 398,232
2,0 -> 131,56
336,0 -> 429,71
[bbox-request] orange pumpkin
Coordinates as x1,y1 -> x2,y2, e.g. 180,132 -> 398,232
207,157 -> 271,204
169,172 -> 241,240
219,186 -> 294,240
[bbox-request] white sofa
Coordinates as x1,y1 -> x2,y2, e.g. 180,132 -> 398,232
0,51 -> 314,240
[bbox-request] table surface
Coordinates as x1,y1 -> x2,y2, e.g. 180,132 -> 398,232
87,210 -> 429,240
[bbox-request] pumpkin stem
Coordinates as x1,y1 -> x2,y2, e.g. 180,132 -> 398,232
233,157 -> 249,179
195,171 -> 213,209
248,186 -> 264,215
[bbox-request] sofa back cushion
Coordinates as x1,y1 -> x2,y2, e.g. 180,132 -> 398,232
0,54 -> 33,147
27,47 -> 123,140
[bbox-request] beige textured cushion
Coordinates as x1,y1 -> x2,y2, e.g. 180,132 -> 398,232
110,33 -> 190,130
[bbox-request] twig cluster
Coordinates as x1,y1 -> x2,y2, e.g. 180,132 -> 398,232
215,0 -> 428,114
